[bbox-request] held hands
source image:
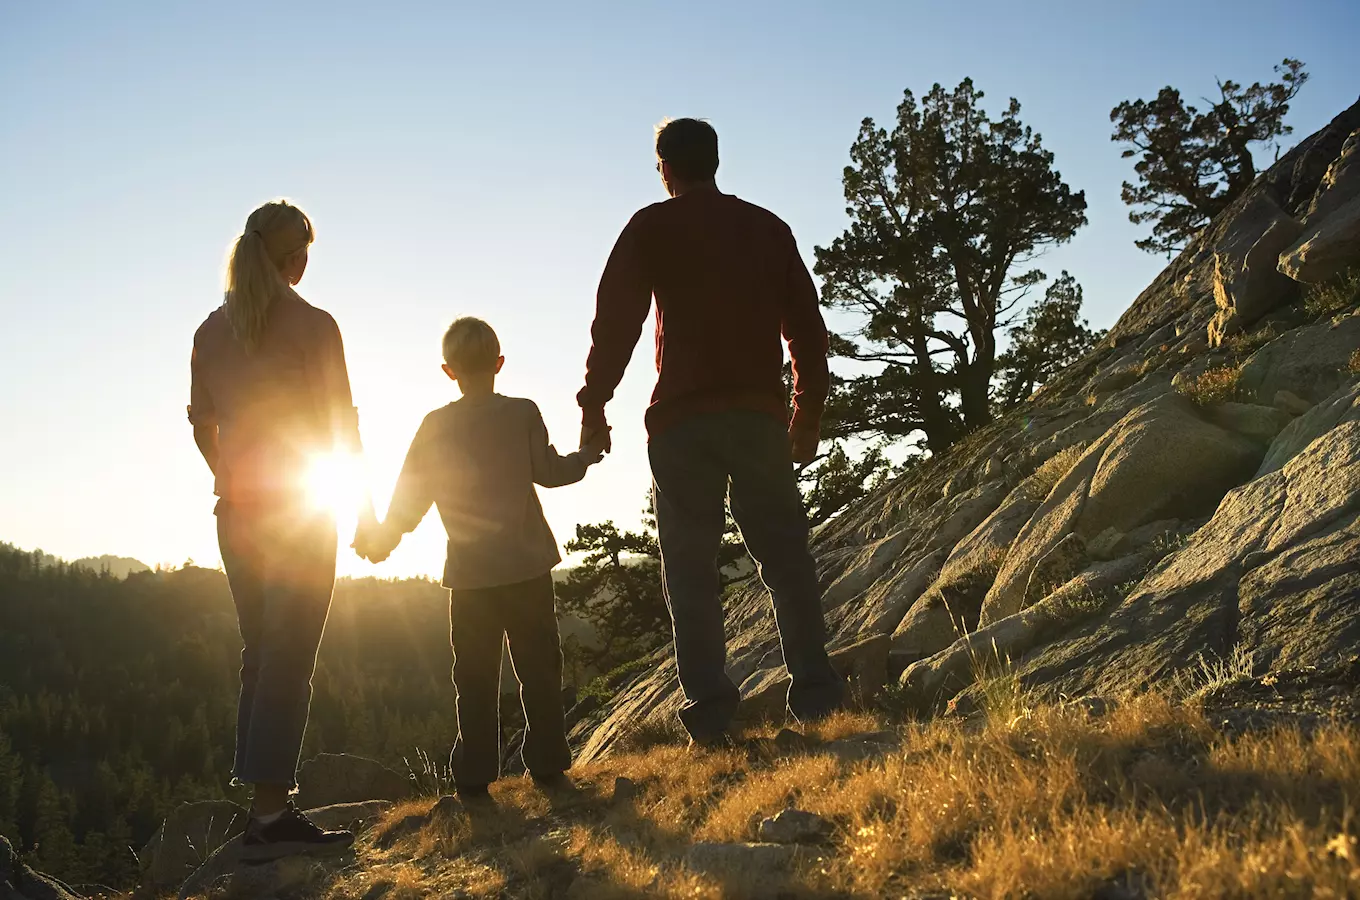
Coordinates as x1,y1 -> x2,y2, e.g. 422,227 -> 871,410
579,425 -> 612,466
789,424 -> 820,466
352,519 -> 400,564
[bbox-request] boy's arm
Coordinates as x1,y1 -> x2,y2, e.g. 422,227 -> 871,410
529,403 -> 591,488
382,416 -> 438,538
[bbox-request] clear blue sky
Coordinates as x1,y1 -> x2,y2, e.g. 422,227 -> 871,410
2,0 -> 1356,577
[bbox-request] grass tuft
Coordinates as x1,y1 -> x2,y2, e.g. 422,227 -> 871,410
1303,268 -> 1360,320
1019,442 -> 1089,503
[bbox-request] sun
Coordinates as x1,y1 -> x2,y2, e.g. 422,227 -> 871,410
304,452 -> 365,524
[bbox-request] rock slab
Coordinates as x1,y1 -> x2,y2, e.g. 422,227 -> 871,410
294,753 -> 412,810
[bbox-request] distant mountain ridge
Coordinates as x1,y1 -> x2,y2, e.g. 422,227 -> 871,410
2,543 -> 153,580
70,555 -> 151,579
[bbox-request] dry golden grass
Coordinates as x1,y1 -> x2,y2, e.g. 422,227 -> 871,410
214,695 -> 1357,899
1349,348 -> 1360,375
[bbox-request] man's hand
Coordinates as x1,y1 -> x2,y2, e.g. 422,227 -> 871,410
580,426 -> 612,465
789,424 -> 820,466
580,424 -> 612,458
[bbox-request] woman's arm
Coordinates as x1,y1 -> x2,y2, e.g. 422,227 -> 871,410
315,313 -> 363,456
191,416 -> 219,475
188,345 -> 219,475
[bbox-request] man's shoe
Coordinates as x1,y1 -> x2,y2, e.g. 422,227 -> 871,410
239,803 -> 354,863
531,772 -> 576,795
688,731 -> 737,752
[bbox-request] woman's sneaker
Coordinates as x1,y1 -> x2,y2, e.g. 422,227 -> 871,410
240,803 -> 355,863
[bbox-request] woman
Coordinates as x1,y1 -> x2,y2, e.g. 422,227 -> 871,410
188,199 -> 363,861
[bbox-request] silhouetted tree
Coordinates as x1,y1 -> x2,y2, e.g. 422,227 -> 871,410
1111,58 -> 1308,255
555,522 -> 669,672
801,442 -> 891,528
815,79 -> 1088,453
995,273 -> 1105,408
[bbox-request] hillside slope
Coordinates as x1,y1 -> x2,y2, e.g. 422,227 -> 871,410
571,98 -> 1360,761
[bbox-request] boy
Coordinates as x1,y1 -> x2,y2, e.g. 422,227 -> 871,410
358,317 -> 608,798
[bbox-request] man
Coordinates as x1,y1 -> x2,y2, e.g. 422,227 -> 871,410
578,117 -> 846,746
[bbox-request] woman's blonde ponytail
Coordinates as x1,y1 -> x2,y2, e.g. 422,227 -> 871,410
223,200 -> 314,353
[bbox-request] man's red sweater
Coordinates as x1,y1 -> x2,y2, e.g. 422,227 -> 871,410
578,188 -> 830,439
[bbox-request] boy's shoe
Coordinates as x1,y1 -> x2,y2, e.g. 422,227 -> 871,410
240,803 -> 354,863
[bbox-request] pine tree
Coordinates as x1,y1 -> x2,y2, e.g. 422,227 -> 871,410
30,770 -> 77,879
1111,59 -> 1308,254
0,729 -> 19,839
815,79 -> 1088,452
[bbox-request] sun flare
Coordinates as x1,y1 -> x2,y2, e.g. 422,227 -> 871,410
304,452 -> 365,524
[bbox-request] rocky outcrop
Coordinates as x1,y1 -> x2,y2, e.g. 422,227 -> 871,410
575,100 -> 1360,760
1280,128 -> 1360,283
980,393 -> 1263,625
997,406 -> 1360,701
293,753 -> 412,810
1235,314 -> 1360,405
1210,194 -> 1303,344
138,800 -> 248,895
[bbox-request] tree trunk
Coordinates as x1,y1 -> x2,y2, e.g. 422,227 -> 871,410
958,361 -> 993,433
907,319 -> 959,454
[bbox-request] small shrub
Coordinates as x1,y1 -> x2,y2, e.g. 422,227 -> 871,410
1049,585 -> 1114,620
1303,268 -> 1360,319
1178,364 -> 1242,406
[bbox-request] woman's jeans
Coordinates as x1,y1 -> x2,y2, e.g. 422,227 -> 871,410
218,503 -> 337,788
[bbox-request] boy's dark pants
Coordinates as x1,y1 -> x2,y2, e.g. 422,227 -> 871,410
649,410 -> 846,742
218,503 -> 337,789
448,573 -> 572,787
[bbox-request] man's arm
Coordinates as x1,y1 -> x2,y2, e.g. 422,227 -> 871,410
780,232 -> 830,462
577,212 -> 653,440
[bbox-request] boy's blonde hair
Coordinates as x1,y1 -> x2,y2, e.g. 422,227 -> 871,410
223,199 -> 313,354
442,317 -> 501,375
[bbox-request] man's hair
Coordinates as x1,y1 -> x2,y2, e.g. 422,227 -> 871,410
441,317 -> 500,375
655,118 -> 719,181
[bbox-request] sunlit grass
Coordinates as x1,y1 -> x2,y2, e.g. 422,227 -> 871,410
180,695 -> 1359,899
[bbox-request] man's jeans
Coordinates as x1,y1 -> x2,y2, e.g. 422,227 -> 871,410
447,573 -> 572,787
218,504 -> 336,788
649,410 -> 845,741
